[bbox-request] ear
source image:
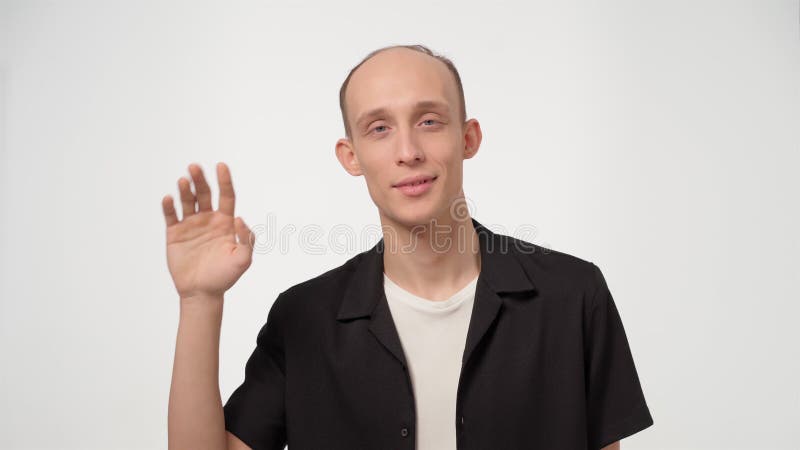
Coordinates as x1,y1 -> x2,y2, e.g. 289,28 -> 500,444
335,137 -> 363,176
462,118 -> 482,160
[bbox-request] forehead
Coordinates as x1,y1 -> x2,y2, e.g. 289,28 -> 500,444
346,48 -> 459,122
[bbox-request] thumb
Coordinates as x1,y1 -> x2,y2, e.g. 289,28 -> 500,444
234,217 -> 255,252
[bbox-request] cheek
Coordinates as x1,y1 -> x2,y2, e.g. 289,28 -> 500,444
427,130 -> 463,158
355,152 -> 380,177
426,131 -> 458,149
432,146 -> 463,173
441,156 -> 466,190
360,166 -> 390,195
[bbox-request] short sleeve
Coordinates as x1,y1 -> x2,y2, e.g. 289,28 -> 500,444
584,263 -> 654,449
223,293 -> 288,450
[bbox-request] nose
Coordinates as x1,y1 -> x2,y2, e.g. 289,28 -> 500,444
396,127 -> 424,166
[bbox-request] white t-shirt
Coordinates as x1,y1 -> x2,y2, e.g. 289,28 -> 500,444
383,272 -> 479,450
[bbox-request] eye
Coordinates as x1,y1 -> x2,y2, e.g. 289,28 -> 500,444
421,119 -> 438,126
369,125 -> 388,134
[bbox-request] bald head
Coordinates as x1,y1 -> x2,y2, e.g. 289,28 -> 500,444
339,45 -> 466,140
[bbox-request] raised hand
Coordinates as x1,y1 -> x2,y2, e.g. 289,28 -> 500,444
162,162 -> 254,301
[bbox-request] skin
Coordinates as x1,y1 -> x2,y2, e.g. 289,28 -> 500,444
335,47 -> 484,300
335,47 -> 622,448
164,47 -> 622,449
163,162 -> 253,449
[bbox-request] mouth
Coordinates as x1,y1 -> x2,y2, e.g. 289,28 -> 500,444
393,175 -> 438,197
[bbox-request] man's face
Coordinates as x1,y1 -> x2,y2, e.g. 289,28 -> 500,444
335,48 -> 482,231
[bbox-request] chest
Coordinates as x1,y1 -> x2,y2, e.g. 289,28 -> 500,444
283,294 -> 590,450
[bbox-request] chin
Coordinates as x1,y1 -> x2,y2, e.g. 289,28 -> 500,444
384,203 -> 447,230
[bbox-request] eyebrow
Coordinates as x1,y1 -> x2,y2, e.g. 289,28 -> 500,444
355,100 -> 450,129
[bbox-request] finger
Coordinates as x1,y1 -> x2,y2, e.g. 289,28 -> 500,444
217,162 -> 236,217
189,163 -> 213,212
162,195 -> 179,226
235,216 -> 255,251
178,176 -> 196,219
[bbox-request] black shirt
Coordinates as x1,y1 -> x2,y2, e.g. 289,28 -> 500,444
223,217 -> 654,449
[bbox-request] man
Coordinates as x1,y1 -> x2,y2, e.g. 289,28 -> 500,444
165,44 -> 653,450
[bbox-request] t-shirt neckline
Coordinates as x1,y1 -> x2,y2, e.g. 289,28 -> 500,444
383,272 -> 480,312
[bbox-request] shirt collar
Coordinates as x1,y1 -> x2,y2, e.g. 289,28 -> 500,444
336,217 -> 537,321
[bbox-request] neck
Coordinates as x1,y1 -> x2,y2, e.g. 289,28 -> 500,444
379,212 -> 481,302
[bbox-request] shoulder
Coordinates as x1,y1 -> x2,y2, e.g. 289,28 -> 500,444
500,231 -> 602,298
270,247 -> 369,316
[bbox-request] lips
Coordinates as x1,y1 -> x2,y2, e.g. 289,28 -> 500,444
392,175 -> 438,188
392,175 -> 438,197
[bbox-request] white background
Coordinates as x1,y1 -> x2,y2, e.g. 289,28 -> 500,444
1,1 -> 798,449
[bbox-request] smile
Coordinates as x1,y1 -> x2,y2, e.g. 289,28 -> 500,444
393,176 -> 438,197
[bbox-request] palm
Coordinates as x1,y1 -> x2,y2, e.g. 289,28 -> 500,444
162,162 -> 254,300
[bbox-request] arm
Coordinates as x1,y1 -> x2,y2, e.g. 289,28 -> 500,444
601,441 -> 620,450
584,264 -> 654,448
226,432 -> 253,450
168,295 -> 256,450
164,163 -> 256,450
168,295 -> 229,449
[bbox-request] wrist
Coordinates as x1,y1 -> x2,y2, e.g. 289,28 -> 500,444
179,292 -> 224,310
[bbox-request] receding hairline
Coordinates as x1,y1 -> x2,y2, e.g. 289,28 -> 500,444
338,44 -> 467,139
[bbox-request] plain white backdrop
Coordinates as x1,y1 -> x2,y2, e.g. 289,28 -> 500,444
1,1 -> 798,448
